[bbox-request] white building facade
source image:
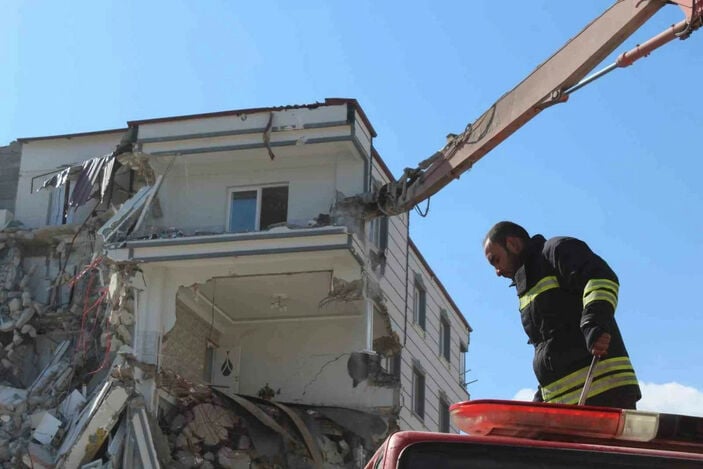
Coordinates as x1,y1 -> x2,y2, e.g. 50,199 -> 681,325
12,99 -> 471,436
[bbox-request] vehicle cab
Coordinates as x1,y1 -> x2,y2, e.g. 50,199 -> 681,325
366,400 -> 703,468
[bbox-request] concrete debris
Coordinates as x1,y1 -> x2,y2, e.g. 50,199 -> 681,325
0,385 -> 27,412
32,412 -> 62,445
24,442 -> 55,469
152,373 -> 385,468
0,209 -> 401,468
0,222 -> 139,468
319,278 -> 364,308
122,398 -> 163,469
56,381 -> 130,468
58,390 -> 87,421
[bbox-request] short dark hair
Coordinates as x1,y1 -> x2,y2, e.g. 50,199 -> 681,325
484,221 -> 530,248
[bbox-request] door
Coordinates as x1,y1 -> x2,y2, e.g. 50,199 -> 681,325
211,345 -> 241,395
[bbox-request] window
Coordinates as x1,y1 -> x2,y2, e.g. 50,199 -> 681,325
383,353 -> 401,379
368,179 -> 389,251
460,342 -> 468,385
368,216 -> 389,251
439,312 -> 451,362
439,395 -> 451,433
412,366 -> 425,420
413,279 -> 426,331
228,185 -> 288,233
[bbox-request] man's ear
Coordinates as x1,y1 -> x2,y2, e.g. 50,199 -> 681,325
505,236 -> 523,255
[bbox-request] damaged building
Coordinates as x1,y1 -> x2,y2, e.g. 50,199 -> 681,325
0,98 -> 471,468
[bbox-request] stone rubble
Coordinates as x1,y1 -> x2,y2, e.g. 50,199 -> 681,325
0,220 -> 395,468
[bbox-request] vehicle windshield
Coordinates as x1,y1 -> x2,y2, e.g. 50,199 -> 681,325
398,442 -> 701,468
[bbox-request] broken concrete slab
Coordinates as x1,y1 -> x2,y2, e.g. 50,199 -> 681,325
313,406 -> 388,449
22,442 -> 55,469
271,400 -> 324,467
0,317 -> 15,332
32,411 -> 62,445
186,403 -> 236,446
16,305 -> 36,328
217,447 -> 251,469
107,418 -> 127,466
29,339 -> 71,395
123,398 -> 162,469
30,410 -> 48,429
98,185 -> 154,243
55,381 -> 130,468
59,389 -> 87,422
0,385 -> 27,413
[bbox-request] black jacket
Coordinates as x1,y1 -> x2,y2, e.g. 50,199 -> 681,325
514,235 -> 641,404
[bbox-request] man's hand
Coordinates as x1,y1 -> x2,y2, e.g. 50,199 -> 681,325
591,332 -> 611,357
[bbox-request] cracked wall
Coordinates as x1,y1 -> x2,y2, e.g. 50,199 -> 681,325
160,274 -> 397,411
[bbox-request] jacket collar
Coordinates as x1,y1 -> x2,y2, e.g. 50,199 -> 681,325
512,234 -> 546,294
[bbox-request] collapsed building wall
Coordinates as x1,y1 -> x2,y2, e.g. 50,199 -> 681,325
164,275 -> 399,411
0,223 -> 126,468
160,301 -> 222,385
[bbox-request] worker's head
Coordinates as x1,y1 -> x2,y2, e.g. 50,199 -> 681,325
483,221 -> 530,280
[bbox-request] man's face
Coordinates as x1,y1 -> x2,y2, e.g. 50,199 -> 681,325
484,237 -> 523,280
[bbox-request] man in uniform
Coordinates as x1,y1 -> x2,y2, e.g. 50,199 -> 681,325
483,221 -> 640,408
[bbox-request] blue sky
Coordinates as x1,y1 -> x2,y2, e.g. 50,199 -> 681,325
3,1 -> 703,414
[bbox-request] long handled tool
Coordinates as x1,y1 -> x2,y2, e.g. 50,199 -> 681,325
578,356 -> 600,406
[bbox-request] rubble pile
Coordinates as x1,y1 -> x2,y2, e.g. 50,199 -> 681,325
0,235 -> 42,379
157,371 -> 381,469
0,227 -> 125,468
0,225 -> 387,469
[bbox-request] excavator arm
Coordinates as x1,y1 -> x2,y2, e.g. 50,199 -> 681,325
351,0 -> 702,219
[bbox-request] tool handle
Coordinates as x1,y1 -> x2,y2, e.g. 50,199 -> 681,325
578,355 -> 600,406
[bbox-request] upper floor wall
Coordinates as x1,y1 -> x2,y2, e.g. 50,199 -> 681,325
13,101 -> 376,239
14,130 -> 127,229
133,102 -> 373,236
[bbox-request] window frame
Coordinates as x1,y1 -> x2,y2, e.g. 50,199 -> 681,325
226,183 -> 288,233
438,394 -> 451,433
439,312 -> 451,363
413,280 -> 427,331
383,353 -> 401,379
368,179 -> 389,251
412,365 -> 426,420
368,216 -> 389,250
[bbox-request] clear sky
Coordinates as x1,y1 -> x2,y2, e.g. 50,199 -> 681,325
3,1 -> 703,414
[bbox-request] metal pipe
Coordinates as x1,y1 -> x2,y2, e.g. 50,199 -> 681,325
578,356 -> 600,406
565,20 -> 690,97
616,19 -> 689,67
367,301 -> 374,350
564,63 -> 618,96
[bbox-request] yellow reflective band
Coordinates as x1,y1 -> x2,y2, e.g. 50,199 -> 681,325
541,356 -> 635,402
545,373 -> 639,405
583,290 -> 618,309
584,278 -> 619,295
519,276 -> 560,310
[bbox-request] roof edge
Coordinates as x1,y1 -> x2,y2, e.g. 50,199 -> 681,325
127,98 -> 377,137
17,127 -> 129,143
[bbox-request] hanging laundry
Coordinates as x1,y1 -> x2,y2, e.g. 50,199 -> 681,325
69,154 -> 114,208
